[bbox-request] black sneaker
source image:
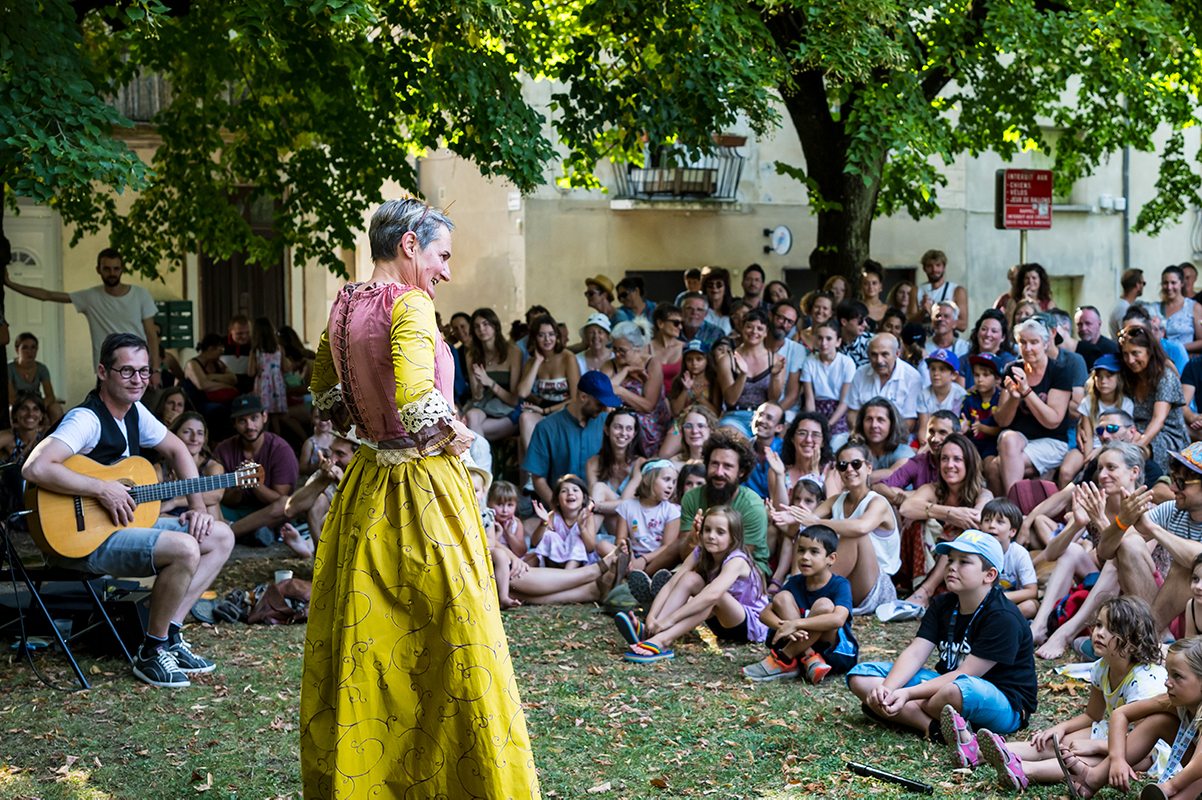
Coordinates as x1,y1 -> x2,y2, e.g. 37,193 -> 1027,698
627,570 -> 654,607
167,635 -> 216,674
132,647 -> 190,688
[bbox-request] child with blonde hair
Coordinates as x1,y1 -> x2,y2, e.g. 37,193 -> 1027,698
1060,354 -> 1133,485
487,480 -> 526,557
617,460 -> 682,606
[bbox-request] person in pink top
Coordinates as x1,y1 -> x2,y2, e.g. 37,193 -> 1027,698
299,199 -> 539,798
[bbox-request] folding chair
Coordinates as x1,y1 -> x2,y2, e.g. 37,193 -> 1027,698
0,467 -> 133,691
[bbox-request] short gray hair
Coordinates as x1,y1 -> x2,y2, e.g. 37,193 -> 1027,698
1013,317 -> 1051,343
935,301 -> 960,321
611,319 -> 652,348
1100,441 -> 1145,486
369,198 -> 454,261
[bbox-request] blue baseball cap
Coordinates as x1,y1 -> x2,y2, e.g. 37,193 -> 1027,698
968,352 -> 1003,374
1091,353 -> 1121,373
925,348 -> 960,372
934,529 -> 1004,571
683,339 -> 709,355
577,371 -> 623,407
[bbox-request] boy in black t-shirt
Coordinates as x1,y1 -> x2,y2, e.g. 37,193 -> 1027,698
742,525 -> 858,684
847,530 -> 1037,766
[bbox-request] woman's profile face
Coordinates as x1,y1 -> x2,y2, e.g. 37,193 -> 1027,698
1095,450 -> 1138,494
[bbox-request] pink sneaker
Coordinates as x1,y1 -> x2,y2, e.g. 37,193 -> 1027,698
940,704 -> 980,768
977,727 -> 1029,790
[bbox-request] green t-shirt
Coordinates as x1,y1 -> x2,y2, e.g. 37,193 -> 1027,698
679,484 -> 769,576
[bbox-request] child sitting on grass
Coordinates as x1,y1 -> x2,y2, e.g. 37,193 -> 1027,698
847,530 -> 1037,756
974,595 -> 1165,790
1056,636 -> 1202,799
487,479 -> 527,557
978,498 -> 1038,619
529,474 -> 597,568
742,524 -> 858,684
613,505 -> 768,664
617,459 -> 682,607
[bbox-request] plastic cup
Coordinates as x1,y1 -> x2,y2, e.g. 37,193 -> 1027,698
274,570 -> 293,584
52,618 -> 72,646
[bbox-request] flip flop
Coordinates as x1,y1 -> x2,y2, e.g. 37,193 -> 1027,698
1140,784 -> 1169,800
623,641 -> 674,663
1052,733 -> 1082,799
613,611 -> 643,645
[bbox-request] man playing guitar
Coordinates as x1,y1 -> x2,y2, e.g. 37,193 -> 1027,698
23,333 -> 235,688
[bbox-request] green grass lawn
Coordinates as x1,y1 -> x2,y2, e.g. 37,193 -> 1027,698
0,552 -> 1106,799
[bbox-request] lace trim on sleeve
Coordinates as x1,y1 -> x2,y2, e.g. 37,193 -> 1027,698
398,389 -> 454,431
398,389 -> 456,456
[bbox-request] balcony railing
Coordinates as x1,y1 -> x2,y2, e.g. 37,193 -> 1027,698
611,138 -> 745,202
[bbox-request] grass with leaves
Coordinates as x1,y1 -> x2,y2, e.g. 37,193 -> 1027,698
0,549 -> 1119,799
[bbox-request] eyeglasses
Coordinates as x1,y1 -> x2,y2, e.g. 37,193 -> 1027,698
1171,474 -> 1202,490
706,281 -> 726,289
774,314 -> 798,326
836,459 -> 866,472
1095,424 -> 1123,436
794,430 -> 823,440
112,366 -> 152,380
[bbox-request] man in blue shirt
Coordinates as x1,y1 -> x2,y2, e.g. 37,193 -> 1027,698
523,371 -> 618,506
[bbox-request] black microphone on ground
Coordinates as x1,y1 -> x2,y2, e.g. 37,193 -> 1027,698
846,761 -> 934,794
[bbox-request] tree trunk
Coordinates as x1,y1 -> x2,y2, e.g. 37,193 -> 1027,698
807,165 -> 884,289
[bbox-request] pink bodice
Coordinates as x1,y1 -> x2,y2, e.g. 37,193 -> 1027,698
327,282 -> 453,444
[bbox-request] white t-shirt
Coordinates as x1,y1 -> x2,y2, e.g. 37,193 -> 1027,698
801,352 -> 856,401
1088,659 -> 1168,739
614,497 -> 681,557
918,280 -> 961,309
922,338 -> 970,359
773,338 -> 808,404
50,401 -> 167,457
69,285 -> 158,369
998,543 -> 1037,592
918,383 -> 968,415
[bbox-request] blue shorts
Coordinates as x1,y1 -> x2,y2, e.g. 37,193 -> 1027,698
813,628 -> 859,675
49,517 -> 188,578
846,660 -> 1024,735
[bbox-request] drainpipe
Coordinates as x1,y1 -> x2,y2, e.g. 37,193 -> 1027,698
1122,144 -> 1131,270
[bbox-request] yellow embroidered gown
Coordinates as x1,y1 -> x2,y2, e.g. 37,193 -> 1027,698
299,282 -> 540,799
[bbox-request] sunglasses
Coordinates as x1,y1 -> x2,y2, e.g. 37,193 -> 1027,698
1171,473 -> 1202,490
836,459 -> 866,472
1095,424 -> 1122,436
664,318 -> 683,326
584,289 -> 603,298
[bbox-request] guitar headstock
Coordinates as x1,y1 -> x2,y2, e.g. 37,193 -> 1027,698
236,462 -> 264,488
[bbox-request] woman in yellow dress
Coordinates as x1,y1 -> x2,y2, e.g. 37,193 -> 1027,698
300,199 -> 540,799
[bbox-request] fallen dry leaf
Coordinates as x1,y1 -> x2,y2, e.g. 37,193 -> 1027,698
586,781 -> 611,793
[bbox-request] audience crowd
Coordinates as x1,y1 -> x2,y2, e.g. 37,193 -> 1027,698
19,248 -> 1202,796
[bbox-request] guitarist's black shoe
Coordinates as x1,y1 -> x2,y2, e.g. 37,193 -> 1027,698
167,635 -> 216,674
133,646 -> 190,688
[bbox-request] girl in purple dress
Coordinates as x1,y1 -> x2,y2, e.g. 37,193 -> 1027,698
529,474 -> 596,568
613,505 -> 768,663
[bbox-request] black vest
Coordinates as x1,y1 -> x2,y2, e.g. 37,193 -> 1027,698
77,390 -> 141,465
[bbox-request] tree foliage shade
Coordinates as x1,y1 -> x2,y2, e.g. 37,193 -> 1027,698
3,0 -> 1202,285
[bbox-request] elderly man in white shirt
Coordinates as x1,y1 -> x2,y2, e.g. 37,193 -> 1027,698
847,334 -> 923,432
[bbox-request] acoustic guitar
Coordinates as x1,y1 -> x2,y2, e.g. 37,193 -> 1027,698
25,454 -> 262,559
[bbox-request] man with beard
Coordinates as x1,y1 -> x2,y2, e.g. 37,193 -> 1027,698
212,394 -> 298,546
677,428 -> 770,576
766,299 -> 805,412
6,247 -> 162,387
523,370 -> 615,507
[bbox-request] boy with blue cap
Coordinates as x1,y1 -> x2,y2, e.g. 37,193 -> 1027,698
847,530 -> 1037,767
917,348 -> 967,446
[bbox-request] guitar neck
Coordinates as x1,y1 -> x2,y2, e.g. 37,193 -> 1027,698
130,472 -> 244,505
